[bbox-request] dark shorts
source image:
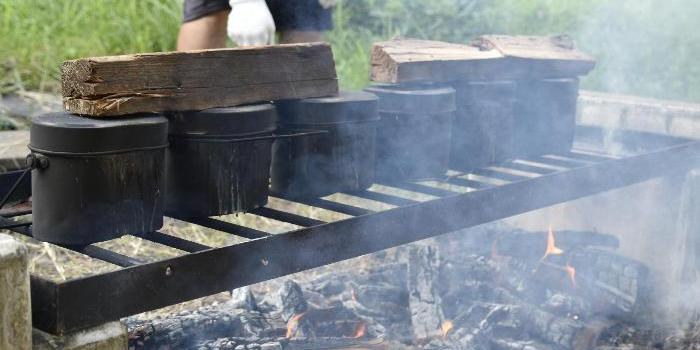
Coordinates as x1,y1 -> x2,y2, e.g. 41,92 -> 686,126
182,0 -> 333,31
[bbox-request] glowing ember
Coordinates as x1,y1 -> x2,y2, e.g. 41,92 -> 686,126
565,263 -> 577,288
352,322 -> 366,338
285,312 -> 306,339
541,225 -> 564,260
441,320 -> 454,337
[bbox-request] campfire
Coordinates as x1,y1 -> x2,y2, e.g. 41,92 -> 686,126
126,222 -> 700,349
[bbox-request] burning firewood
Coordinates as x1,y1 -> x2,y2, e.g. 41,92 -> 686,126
407,245 -> 446,341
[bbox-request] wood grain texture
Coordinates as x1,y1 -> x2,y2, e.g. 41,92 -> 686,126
61,43 -> 338,117
370,39 -> 504,83
370,36 -> 596,83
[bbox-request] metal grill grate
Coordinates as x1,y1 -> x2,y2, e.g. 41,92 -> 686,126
3,126 -> 700,335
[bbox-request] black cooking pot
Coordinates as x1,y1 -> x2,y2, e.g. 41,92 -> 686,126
514,78 -> 580,157
271,91 -> 379,198
30,112 -> 168,245
165,104 -> 276,218
451,80 -> 517,170
364,84 -> 456,182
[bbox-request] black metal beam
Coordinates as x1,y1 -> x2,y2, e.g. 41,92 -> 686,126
35,138 -> 700,334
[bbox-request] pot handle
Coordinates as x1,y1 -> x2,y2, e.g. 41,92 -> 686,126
171,129 -> 327,144
272,128 -> 328,141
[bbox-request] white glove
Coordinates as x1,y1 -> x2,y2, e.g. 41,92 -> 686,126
318,0 -> 336,9
227,0 -> 276,47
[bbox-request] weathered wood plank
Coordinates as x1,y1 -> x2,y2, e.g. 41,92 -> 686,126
474,35 -> 596,78
370,36 -> 596,83
370,39 -> 505,83
61,43 -> 338,117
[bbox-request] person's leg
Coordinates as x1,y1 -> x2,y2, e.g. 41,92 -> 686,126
177,9 -> 229,50
178,0 -> 231,51
278,30 -> 324,44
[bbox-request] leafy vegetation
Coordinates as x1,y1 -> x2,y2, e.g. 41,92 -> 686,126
1,0 -> 699,101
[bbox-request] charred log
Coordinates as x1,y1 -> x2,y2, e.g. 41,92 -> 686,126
407,245 -> 446,341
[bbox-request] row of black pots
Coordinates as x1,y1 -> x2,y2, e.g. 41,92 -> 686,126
28,78 -> 578,246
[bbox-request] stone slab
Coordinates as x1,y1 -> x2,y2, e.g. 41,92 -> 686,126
0,233 -> 31,350
33,322 -> 127,350
578,90 -> 700,139
0,130 -> 29,171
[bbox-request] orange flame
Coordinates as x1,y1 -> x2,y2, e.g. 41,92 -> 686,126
352,322 -> 366,338
541,225 -> 564,260
441,320 -> 454,337
565,262 -> 577,288
285,312 -> 307,339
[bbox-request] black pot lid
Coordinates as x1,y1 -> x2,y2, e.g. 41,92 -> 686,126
168,103 -> 276,137
276,91 -> 379,125
364,83 -> 456,114
30,112 -> 168,154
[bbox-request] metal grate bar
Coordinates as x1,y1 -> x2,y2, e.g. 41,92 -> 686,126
470,168 -> 530,182
501,161 -> 558,175
13,126 -> 700,335
278,196 -> 374,217
446,176 -> 494,190
386,181 -> 458,197
78,246 -> 143,268
564,150 -> 616,163
0,220 -> 32,230
530,155 -> 586,168
347,190 -> 418,207
132,231 -> 211,253
180,217 -> 269,239
252,207 -> 326,227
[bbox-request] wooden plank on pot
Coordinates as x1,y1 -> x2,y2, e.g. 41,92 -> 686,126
61,43 -> 338,117
370,36 -> 596,84
472,35 -> 596,78
370,39 -> 505,84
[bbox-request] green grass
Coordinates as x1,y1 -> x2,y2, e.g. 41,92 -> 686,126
0,0 -> 182,93
2,0 -> 700,102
